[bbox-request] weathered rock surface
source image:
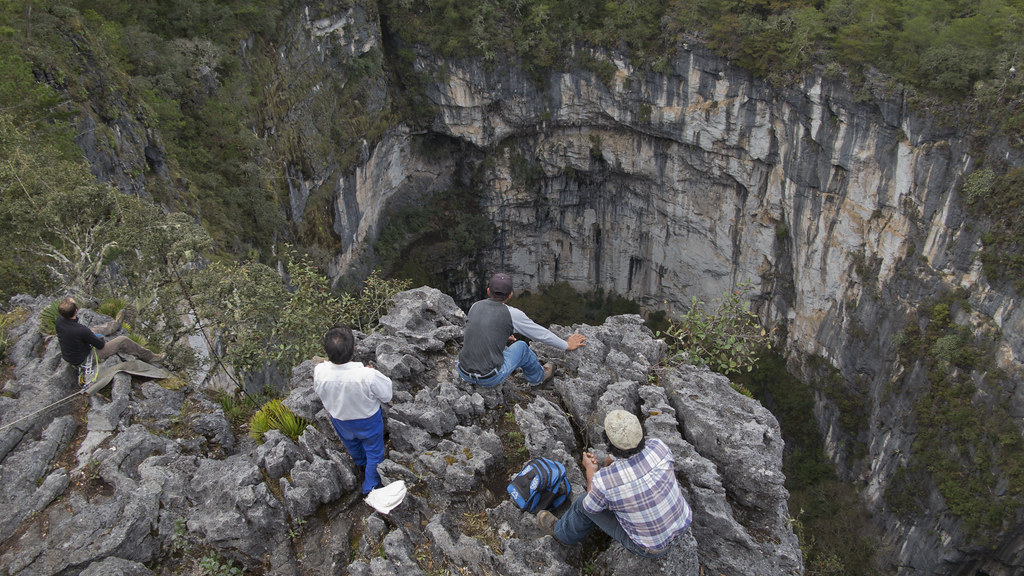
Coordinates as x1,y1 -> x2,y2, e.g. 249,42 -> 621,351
0,290 -> 800,575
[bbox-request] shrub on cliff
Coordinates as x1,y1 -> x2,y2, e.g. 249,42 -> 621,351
189,251 -> 408,379
658,281 -> 771,376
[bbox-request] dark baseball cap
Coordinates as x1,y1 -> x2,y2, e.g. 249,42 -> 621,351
488,273 -> 513,298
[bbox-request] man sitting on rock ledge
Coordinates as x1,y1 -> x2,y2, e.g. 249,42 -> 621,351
457,273 -> 586,388
538,410 -> 693,558
55,296 -> 163,369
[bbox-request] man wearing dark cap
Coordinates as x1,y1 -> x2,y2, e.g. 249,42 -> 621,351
537,410 -> 692,557
457,273 -> 586,388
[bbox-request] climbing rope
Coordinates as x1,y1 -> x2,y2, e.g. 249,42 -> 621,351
78,348 -> 100,389
0,389 -> 85,433
169,257 -> 246,392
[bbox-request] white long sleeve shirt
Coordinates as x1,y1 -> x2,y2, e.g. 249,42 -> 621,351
507,306 -> 569,351
313,361 -> 393,421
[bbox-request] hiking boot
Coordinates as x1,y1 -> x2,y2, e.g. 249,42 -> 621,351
531,363 -> 555,387
537,510 -> 559,539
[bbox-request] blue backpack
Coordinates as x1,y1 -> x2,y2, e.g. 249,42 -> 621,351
507,458 -> 571,513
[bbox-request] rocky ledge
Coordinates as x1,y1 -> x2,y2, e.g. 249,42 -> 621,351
0,288 -> 801,575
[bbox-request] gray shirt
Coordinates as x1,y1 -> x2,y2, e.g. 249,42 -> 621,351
459,298 -> 568,374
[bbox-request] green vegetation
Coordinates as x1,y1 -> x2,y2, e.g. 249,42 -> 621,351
249,399 -> 311,443
0,1 -> 285,263
805,355 -> 869,462
37,300 -> 61,336
197,552 -> 243,576
216,390 -> 271,428
885,291 -> 1024,545
965,167 -> 1024,294
513,282 -> 640,327
190,252 -> 409,378
373,184 -> 495,294
656,282 -> 771,376
0,308 -> 27,361
96,297 -> 126,319
459,510 -> 503,553
382,1 -> 1024,106
498,411 -> 530,474
736,352 -> 881,576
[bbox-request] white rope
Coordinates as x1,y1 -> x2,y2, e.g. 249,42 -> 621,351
0,389 -> 85,433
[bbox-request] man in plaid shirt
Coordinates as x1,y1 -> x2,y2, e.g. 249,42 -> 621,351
538,410 -> 692,557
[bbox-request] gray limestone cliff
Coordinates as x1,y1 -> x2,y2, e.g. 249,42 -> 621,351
0,290 -> 799,575
53,3 -> 1024,574
276,10 -> 1024,575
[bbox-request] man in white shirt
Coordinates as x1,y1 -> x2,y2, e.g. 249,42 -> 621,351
457,273 -> 586,388
313,324 -> 393,495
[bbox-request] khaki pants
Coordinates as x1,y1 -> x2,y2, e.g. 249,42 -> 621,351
90,321 -> 157,362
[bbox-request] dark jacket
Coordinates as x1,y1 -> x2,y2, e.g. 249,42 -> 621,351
55,315 -> 105,365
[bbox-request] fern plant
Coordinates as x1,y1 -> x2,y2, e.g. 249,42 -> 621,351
38,300 -> 60,335
96,297 -> 127,318
248,399 -> 310,443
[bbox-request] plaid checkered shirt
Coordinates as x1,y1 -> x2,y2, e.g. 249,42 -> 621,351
582,438 -> 692,551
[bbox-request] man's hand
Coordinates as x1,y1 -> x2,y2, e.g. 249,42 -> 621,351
582,451 -> 599,474
566,333 -> 586,351
507,334 -> 517,344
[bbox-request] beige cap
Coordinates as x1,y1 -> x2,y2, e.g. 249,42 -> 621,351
604,410 -> 643,450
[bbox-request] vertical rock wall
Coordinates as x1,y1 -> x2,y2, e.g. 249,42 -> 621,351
326,43 -> 1023,573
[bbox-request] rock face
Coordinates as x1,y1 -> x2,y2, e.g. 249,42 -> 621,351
44,2 -> 1024,573
0,291 -> 800,575
267,9 -> 1024,575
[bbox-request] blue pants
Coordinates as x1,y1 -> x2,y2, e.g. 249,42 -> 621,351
329,408 -> 385,495
554,495 -> 670,558
456,340 -> 545,387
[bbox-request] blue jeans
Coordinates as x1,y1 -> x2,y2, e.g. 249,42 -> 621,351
456,340 -> 545,387
330,408 -> 386,495
554,495 -> 670,558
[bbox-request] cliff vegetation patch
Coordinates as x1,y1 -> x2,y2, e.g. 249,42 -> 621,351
737,352 -> 882,576
887,291 -> 1024,545
373,184 -> 495,293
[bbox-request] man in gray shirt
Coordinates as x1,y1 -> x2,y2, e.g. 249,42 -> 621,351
457,273 -> 586,388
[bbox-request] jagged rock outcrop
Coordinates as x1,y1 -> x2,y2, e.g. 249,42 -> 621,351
0,289 -> 800,575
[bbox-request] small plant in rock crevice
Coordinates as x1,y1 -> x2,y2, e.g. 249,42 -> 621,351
197,552 -> 243,576
248,398 -> 310,443
459,510 -> 502,553
216,390 -> 266,427
38,300 -> 60,336
498,411 -> 529,473
96,297 -> 126,319
171,517 -> 188,553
